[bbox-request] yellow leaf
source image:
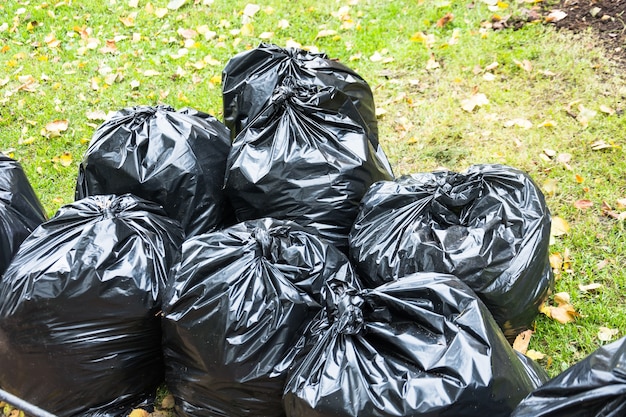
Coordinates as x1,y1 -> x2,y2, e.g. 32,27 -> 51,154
549,304 -> 579,323
539,120 -> 556,127
128,409 -> 149,417
119,14 -> 136,27
550,216 -> 570,237
59,152 -> 73,167
513,329 -> 533,354
525,349 -> 546,361
554,292 -> 570,305
240,23 -> 254,37
579,283 -> 603,292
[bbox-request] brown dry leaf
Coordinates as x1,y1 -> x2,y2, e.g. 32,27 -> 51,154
573,199 -> 593,210
436,12 -> 454,27
44,119 -> 69,136
513,329 -> 534,354
549,253 -> 563,272
119,13 -> 137,27
547,303 -> 579,324
598,326 -> 619,342
100,39 -> 117,54
579,282 -> 603,292
161,394 -> 175,409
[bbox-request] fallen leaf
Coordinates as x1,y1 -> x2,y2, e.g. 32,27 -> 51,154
573,199 -> 593,210
542,178 -> 558,196
577,105 -> 597,127
461,93 -> 489,112
590,140 -> 618,151
504,118 -> 532,129
436,12 -> 454,27
59,152 -> 73,167
598,326 -> 619,342
161,394 -> 175,409
86,110 -> 108,120
177,28 -> 197,39
600,104 -> 616,115
549,253 -> 563,272
579,282 -> 603,292
316,29 -> 338,38
513,329 -> 534,354
526,349 -> 546,361
513,59 -> 532,72
128,409 -> 149,417
550,216 -> 570,237
243,3 -> 261,17
167,0 -> 187,10
545,9 -> 567,22
44,119 -> 69,136
143,69 -> 161,76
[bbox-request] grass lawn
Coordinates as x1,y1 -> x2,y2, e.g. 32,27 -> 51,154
1,0 -> 625,414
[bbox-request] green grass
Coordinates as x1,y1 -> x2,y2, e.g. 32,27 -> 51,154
1,0 -> 625,413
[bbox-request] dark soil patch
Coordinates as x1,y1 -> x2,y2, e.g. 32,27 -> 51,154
546,0 -> 626,64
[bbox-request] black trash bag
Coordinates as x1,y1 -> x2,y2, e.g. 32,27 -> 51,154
162,217 -> 360,417
76,105 -> 233,238
222,42 -> 379,142
349,164 -> 553,341
0,194 -> 184,417
283,272 -> 548,417
0,155 -> 47,276
511,336 -> 626,417
224,81 -> 394,252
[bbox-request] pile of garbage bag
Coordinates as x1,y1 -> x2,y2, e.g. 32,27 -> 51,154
0,43 -> 561,417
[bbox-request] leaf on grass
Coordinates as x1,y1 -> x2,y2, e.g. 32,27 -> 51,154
119,14 -> 136,27
167,0 -> 188,10
59,152 -> 72,167
573,199 -> 593,210
86,110 -> 107,121
44,119 -> 69,136
437,12 -> 454,27
541,292 -> 580,324
542,178 -> 558,196
539,119 -> 557,127
598,326 -> 619,342
550,216 -> 570,237
577,105 -> 597,127
579,282 -> 603,292
461,93 -> 489,112
526,349 -> 546,361
600,104 -> 616,115
143,69 -> 161,76
316,29 -> 338,39
549,253 -> 563,272
590,140 -> 618,151
513,59 -> 532,72
513,329 -> 534,354
161,394 -> 175,409
177,28 -> 197,39
504,118 -> 532,129
243,3 -> 261,17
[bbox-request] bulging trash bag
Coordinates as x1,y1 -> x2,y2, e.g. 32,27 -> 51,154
76,105 -> 233,238
283,272 -> 548,417
0,194 -> 184,417
222,42 -> 379,141
224,80 -> 393,252
0,155 -> 47,276
162,217 -> 360,417
511,336 -> 626,417
349,164 -> 553,341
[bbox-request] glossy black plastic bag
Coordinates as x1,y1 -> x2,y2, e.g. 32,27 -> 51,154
222,42 -> 379,142
0,194 -> 184,417
224,81 -> 393,252
511,336 -> 626,417
162,217 -> 360,417
349,164 -> 553,341
283,272 -> 547,417
76,105 -> 232,237
0,155 -> 47,275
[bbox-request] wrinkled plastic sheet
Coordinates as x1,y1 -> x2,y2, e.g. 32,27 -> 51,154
76,105 -> 233,238
512,336 -> 626,417
162,217 -> 360,417
222,42 -> 379,142
283,272 -> 547,417
0,194 -> 184,417
349,164 -> 553,340
224,81 -> 393,252
0,155 -> 47,275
